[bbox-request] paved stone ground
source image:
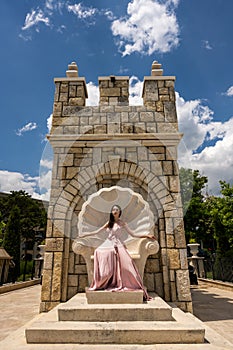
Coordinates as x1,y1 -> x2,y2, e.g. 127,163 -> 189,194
191,282 -> 233,344
0,282 -> 232,344
0,284 -> 41,341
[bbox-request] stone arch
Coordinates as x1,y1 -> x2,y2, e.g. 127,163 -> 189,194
49,156 -> 181,301
51,154 -> 179,238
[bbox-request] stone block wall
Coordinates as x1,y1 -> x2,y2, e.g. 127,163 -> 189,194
99,76 -> 129,105
40,61 -> 192,313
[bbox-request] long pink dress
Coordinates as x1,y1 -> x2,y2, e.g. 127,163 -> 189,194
89,223 -> 151,301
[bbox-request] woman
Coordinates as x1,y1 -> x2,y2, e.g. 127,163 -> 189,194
82,204 -> 155,301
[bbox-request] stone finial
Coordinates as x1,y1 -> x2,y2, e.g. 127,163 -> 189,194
66,61 -> 78,78
151,60 -> 163,76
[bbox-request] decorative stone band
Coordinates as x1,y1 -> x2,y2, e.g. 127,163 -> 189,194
47,133 -> 183,147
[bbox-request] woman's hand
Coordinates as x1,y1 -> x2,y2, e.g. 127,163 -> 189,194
144,234 -> 156,240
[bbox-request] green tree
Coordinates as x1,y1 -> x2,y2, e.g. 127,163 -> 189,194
0,190 -> 47,241
179,168 -> 194,215
3,206 -> 21,276
179,168 -> 208,244
206,181 -> 233,257
0,191 -> 47,278
0,211 -> 6,246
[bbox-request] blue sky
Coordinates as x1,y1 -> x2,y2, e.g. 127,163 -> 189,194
0,0 -> 233,199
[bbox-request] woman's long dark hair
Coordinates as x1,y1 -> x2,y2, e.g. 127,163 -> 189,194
107,204 -> 122,228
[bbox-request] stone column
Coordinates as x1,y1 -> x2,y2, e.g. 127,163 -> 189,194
142,61 -> 192,312
142,60 -> 176,117
51,61 -> 88,133
40,62 -> 88,312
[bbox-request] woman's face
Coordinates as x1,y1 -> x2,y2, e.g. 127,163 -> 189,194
111,206 -> 121,219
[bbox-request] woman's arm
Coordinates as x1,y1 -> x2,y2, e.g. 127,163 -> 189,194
80,222 -> 108,238
122,222 -> 156,240
122,222 -> 137,237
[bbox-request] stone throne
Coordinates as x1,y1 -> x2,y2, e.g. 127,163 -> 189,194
72,186 -> 160,288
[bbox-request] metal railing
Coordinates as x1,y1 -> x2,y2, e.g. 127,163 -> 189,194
203,257 -> 233,283
0,258 -> 43,285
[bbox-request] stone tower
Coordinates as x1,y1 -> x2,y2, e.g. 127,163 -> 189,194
40,61 -> 192,313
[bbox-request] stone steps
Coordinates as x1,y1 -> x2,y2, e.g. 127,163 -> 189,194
2,294 -> 232,349
25,292 -> 205,345
26,320 -> 205,344
58,293 -> 173,321
6,344 -> 232,350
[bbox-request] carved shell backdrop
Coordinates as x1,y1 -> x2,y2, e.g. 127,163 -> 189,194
76,186 -> 155,247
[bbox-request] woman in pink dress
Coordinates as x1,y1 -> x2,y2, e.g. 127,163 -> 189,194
82,204 -> 155,301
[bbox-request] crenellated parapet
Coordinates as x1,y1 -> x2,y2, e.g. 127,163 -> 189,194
99,76 -> 129,105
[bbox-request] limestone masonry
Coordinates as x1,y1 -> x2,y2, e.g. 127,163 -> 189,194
40,60 -> 192,313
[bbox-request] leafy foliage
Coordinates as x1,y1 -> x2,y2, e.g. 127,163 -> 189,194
205,181 -> 233,256
3,205 -> 21,276
180,168 -> 233,257
180,168 -> 208,244
0,191 -> 47,240
0,190 -> 47,278
0,212 -> 6,246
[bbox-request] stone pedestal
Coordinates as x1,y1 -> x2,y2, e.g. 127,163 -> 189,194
85,289 -> 144,304
188,257 -> 205,278
27,293 -> 205,345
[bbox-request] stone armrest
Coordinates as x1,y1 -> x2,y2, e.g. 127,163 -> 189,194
72,237 -> 159,284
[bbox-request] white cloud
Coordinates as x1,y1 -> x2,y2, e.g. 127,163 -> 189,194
40,159 -> 53,169
22,8 -> 50,31
129,76 -> 143,105
39,169 -> 52,197
19,2 -> 115,37
0,170 -> 37,195
66,3 -> 114,21
86,82 -> 99,106
20,1 -> 65,35
57,24 -> 66,34
47,114 -> 53,133
18,33 -> 32,41
191,119 -> 233,195
118,66 -> 130,75
16,122 -> 37,136
67,3 -> 97,19
45,0 -> 54,11
103,10 -> 115,21
176,93 -> 213,153
176,92 -> 233,195
202,40 -> 213,50
39,138 -> 53,200
0,169 -> 51,201
224,86 -> 233,97
111,0 -> 180,56
31,191 -> 50,201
